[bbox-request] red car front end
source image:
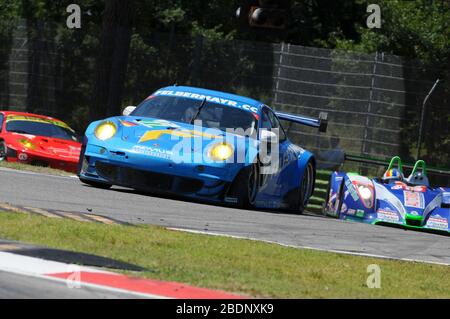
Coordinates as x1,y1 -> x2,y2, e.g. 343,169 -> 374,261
0,111 -> 81,173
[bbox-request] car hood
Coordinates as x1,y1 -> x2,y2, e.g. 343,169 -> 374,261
118,116 -> 257,150
7,132 -> 81,159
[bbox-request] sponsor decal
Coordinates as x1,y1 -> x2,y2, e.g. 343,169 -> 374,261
391,182 -> 426,193
119,119 -> 137,127
153,90 -> 259,114
377,209 -> 400,223
132,145 -> 172,160
410,211 -> 419,216
347,209 -> 356,216
138,119 -> 180,129
138,129 -> 220,143
391,183 -> 404,190
6,115 -> 72,130
345,179 -> 359,201
426,216 -> 448,231
404,191 -> 425,209
356,209 -> 365,218
442,192 -> 450,204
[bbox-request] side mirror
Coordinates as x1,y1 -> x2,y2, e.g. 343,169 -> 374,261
122,106 -> 136,116
259,130 -> 278,143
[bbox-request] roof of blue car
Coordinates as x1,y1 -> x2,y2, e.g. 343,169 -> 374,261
159,86 -> 263,108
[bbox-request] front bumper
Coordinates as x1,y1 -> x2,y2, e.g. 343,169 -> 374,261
7,147 -> 79,173
79,141 -> 244,202
343,214 -> 450,236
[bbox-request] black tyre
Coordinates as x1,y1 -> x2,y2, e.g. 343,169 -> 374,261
0,141 -> 6,162
296,161 -> 315,213
334,181 -> 345,219
232,163 -> 260,209
79,177 -> 112,189
322,178 -> 332,216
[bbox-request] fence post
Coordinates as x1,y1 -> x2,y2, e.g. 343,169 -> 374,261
359,51 -> 378,174
362,51 -> 378,155
274,41 -> 286,107
416,78 -> 440,160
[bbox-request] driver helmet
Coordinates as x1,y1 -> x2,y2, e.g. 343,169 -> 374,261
382,168 -> 404,182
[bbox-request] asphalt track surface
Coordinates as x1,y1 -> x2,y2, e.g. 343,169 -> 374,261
0,271 -> 145,298
0,168 -> 449,265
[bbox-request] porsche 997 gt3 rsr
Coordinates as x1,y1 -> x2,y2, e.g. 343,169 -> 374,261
78,86 -> 327,212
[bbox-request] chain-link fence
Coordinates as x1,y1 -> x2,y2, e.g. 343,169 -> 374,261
0,22 -> 448,184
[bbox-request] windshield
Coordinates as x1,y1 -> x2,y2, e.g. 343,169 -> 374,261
131,95 -> 258,136
6,119 -> 79,142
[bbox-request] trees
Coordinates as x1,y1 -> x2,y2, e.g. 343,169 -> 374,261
91,0 -> 136,120
334,0 -> 450,166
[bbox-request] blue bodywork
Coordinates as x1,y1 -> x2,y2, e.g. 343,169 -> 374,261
324,158 -> 450,234
78,86 -> 325,210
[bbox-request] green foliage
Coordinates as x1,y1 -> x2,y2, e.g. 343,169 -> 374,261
335,0 -> 450,66
0,1 -> 448,166
334,0 -> 450,167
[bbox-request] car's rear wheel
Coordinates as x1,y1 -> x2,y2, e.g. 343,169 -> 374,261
0,141 -> 7,162
296,161 -> 315,213
79,177 -> 112,189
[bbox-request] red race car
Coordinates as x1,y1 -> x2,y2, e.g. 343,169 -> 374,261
0,111 -> 81,173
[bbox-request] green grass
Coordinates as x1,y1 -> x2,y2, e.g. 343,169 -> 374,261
0,211 -> 449,298
0,161 -> 74,176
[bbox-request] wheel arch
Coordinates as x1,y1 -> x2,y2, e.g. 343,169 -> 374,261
297,151 -> 316,194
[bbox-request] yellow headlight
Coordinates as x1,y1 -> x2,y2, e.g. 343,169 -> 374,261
209,143 -> 234,161
94,122 -> 117,141
18,139 -> 35,149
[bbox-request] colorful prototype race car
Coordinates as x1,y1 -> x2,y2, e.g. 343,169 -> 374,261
323,156 -> 450,234
0,111 -> 81,172
78,86 -> 327,211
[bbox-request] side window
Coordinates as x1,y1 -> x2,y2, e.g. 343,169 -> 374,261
0,114 -> 3,133
266,108 -> 287,142
261,108 -> 272,130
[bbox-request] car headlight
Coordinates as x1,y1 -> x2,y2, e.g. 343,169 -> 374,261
209,143 -> 234,161
18,139 -> 35,150
94,121 -> 117,141
359,186 -> 372,200
355,183 -> 374,208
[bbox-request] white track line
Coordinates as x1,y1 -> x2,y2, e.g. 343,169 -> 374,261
168,227 -> 450,266
0,167 -> 77,179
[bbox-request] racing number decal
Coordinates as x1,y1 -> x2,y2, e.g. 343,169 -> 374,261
403,191 -> 425,209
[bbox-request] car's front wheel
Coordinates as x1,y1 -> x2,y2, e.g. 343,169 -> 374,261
334,181 -> 345,218
0,141 -> 7,162
231,163 -> 260,209
79,177 -> 112,189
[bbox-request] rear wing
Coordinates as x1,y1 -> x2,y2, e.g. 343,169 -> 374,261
275,111 -> 328,133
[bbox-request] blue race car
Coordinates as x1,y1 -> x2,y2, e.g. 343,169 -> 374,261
78,86 -> 327,212
323,156 -> 450,234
